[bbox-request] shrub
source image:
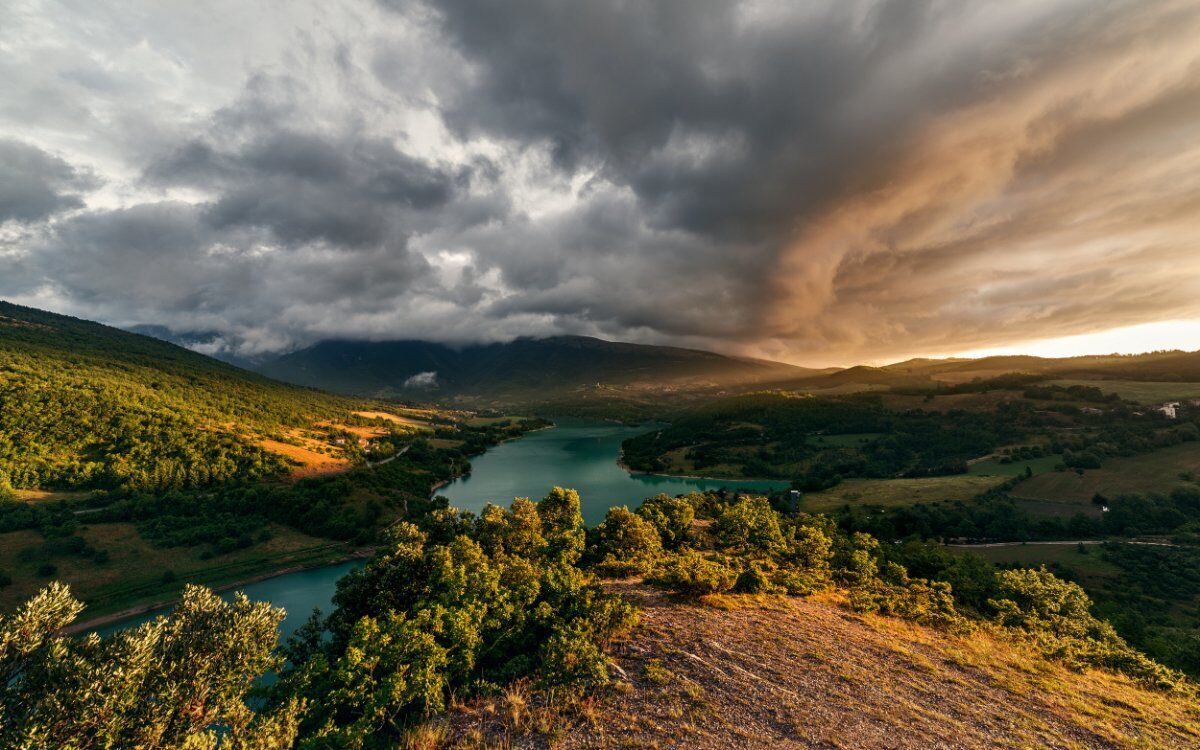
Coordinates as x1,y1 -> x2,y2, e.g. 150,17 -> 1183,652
588,506 -> 663,577
713,498 -> 785,555
849,561 -> 962,629
990,567 -> 1189,692
637,493 -> 695,549
278,490 -> 636,745
647,550 -> 737,597
733,562 -> 782,595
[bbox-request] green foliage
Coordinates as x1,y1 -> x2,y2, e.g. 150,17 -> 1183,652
989,567 -> 1188,692
621,392 -> 1026,480
587,506 -> 663,577
0,582 -> 300,748
848,561 -> 961,629
647,550 -> 738,596
536,486 -> 586,563
276,489 -> 635,747
636,492 -> 694,549
0,302 -> 366,491
713,497 -> 785,554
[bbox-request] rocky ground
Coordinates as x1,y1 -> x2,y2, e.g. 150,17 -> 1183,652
440,582 -> 1200,749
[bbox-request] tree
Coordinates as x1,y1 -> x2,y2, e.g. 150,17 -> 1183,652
537,486 -> 586,563
588,506 -> 663,576
712,498 -> 784,555
637,493 -> 695,549
0,583 -> 300,749
279,495 -> 635,745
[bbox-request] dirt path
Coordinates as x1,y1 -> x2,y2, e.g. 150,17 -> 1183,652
366,443 -> 409,468
949,539 -> 1178,549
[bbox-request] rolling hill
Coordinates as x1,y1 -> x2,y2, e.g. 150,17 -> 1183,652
255,335 -> 824,403
0,300 -> 399,491
0,300 -> 549,616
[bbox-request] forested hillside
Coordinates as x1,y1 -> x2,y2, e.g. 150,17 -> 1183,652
0,301 -> 549,615
0,301 -> 390,491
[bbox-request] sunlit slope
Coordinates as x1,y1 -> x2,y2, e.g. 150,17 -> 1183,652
451,583 -> 1200,749
0,301 -> 384,490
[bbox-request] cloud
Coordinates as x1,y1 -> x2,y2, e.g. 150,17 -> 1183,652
2,0 -> 1200,365
402,371 -> 438,388
0,139 -> 98,224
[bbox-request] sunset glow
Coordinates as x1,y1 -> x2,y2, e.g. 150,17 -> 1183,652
950,319 -> 1200,361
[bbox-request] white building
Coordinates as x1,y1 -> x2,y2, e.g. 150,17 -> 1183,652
1157,402 -> 1180,419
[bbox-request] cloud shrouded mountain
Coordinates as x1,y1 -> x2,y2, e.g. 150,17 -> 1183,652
255,335 -> 819,402
3,0 -> 1200,365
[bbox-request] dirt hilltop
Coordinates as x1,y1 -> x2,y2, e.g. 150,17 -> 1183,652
443,583 -> 1200,749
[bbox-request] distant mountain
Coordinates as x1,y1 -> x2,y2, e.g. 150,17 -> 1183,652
256,336 -> 823,402
125,324 -> 266,370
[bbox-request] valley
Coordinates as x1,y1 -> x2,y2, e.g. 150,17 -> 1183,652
8,302 -> 1200,746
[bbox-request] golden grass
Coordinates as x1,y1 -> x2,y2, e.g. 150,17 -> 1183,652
441,583 -> 1200,749
354,410 -> 431,426
260,436 -> 351,479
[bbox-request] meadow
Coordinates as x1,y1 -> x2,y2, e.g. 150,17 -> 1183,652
1010,441 -> 1200,504
802,475 -> 1003,512
1050,379 -> 1200,404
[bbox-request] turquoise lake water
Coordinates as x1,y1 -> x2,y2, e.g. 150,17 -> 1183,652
440,417 -> 788,524
94,419 -> 786,634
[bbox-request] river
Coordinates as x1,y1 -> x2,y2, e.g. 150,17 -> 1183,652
93,418 -> 786,635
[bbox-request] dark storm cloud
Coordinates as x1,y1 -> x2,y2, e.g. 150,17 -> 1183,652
146,123 -> 461,248
5,0 -> 1200,363
0,139 -> 97,224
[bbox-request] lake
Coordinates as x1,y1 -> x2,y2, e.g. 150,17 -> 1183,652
93,418 -> 785,635
440,417 -> 789,524
89,559 -> 365,639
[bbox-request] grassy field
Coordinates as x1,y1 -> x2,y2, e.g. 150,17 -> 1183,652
967,454 -> 1060,477
950,542 -> 1121,574
1010,441 -> 1200,504
802,475 -> 1004,512
0,522 -> 353,617
1049,379 -> 1200,404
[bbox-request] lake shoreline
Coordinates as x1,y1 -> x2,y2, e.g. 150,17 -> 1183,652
64,550 -> 372,635
615,446 -> 787,485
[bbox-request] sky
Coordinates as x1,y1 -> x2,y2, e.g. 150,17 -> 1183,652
3,0 -> 1200,367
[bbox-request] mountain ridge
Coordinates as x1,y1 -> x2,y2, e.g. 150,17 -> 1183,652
254,335 -> 828,402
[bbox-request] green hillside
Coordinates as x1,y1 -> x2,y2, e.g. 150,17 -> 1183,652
0,301 -> 547,615
0,301 -> 384,491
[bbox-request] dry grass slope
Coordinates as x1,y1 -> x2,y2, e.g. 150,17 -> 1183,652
444,583 -> 1200,749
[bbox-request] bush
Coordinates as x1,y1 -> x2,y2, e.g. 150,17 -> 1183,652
588,506 -> 663,577
637,493 -> 695,549
277,489 -> 636,745
647,550 -> 737,597
713,498 -> 784,555
0,583 -> 299,748
990,567 -> 1189,692
733,562 -> 782,595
